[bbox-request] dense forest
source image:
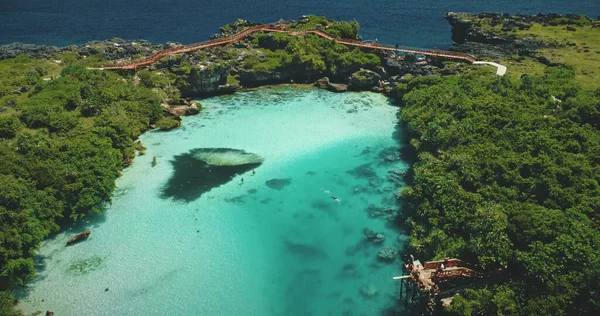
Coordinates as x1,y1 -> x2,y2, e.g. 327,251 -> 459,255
0,57 -> 175,313
397,67 -> 600,315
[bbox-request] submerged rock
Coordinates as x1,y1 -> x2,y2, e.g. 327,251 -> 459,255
265,178 -> 292,190
67,256 -> 105,275
387,169 -> 406,182
366,204 -> 398,221
346,163 -> 377,179
363,229 -> 385,243
377,248 -> 398,262
360,284 -> 379,297
283,239 -> 328,260
161,148 -> 263,202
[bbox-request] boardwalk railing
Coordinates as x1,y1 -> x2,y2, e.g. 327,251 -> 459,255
101,24 -> 475,70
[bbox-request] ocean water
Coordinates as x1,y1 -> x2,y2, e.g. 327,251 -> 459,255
18,87 -> 412,315
1,0 -> 599,48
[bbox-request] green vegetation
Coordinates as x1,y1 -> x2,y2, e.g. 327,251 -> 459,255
156,117 -> 181,130
459,13 -> 600,90
0,13 -> 598,316
245,32 -> 380,75
0,55 -> 170,310
397,67 -> 600,315
0,291 -> 19,316
226,74 -> 240,87
289,15 -> 360,39
514,23 -> 600,89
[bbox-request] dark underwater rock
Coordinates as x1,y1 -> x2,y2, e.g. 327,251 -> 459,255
387,169 -> 406,182
161,148 -> 263,202
346,163 -> 377,179
265,178 -> 292,190
363,229 -> 385,243
377,247 -> 398,262
283,239 -> 328,259
366,204 -> 398,221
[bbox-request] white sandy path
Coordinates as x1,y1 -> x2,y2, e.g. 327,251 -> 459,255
473,61 -> 507,76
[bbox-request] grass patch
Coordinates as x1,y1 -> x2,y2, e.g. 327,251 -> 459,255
512,24 -> 600,89
226,74 -> 240,87
461,14 -> 600,90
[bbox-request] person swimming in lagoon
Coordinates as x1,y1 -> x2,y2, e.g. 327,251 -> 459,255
324,190 -> 341,203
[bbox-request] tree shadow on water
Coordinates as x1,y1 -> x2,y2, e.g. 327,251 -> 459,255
160,148 -> 263,202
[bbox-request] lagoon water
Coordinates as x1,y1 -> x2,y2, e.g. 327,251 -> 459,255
19,87 -> 410,315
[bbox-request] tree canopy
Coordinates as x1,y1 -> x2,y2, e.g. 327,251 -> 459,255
0,59 -> 168,310
397,67 -> 600,315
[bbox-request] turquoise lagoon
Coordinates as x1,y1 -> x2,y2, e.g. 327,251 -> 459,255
19,87 -> 410,315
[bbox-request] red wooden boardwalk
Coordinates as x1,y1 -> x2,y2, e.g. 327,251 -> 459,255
100,24 -> 476,70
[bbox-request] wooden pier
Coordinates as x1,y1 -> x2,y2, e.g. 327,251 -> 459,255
393,256 -> 490,315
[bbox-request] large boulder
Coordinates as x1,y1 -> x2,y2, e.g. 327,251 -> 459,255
315,77 -> 348,92
186,101 -> 201,115
348,69 -> 381,91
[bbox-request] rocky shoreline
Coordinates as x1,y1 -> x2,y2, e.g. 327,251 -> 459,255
0,17 -> 458,102
3,12 -> 595,98
2,12 -> 593,121
445,12 -> 599,60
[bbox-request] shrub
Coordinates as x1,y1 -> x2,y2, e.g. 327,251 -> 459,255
156,117 -> 181,130
0,116 -> 22,138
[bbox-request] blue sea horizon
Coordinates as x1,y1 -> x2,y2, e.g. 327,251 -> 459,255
1,0 -> 599,48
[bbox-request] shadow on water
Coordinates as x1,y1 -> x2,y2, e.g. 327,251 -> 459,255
283,267 -> 324,315
161,148 -> 263,202
283,239 -> 328,260
346,163 -> 377,179
310,200 -> 339,220
265,178 -> 292,190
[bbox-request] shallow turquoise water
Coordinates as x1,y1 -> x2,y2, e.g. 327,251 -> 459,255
19,87 -> 409,315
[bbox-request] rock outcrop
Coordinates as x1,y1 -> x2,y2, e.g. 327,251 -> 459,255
0,43 -> 60,60
0,38 -> 167,62
383,55 -> 436,77
349,69 -> 381,91
445,12 -> 565,58
315,77 -> 348,92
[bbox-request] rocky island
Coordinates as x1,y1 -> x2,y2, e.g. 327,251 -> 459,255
0,13 -> 599,316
